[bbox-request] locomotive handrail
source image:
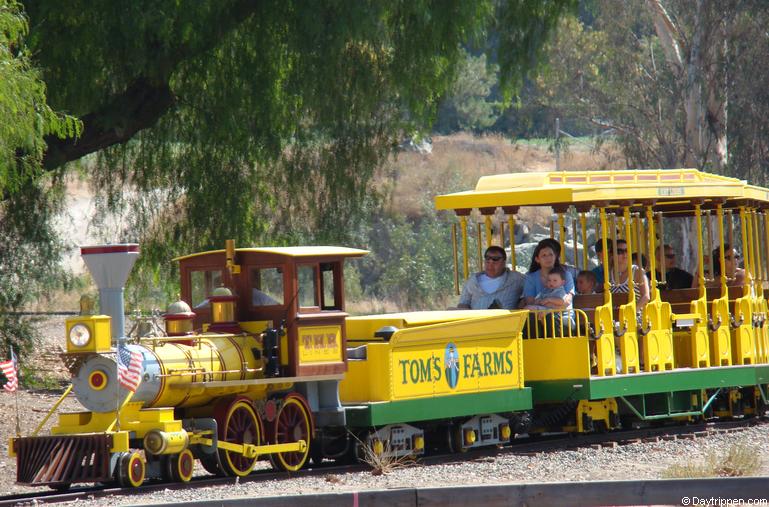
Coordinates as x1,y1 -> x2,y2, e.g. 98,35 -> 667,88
156,365 -> 263,378
31,384 -> 74,437
178,373 -> 345,389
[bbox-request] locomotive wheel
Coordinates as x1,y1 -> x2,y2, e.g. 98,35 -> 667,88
117,451 -> 146,488
270,395 -> 312,472
168,449 -> 195,483
217,400 -> 262,477
199,454 -> 222,476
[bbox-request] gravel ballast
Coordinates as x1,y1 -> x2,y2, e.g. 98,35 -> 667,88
65,424 -> 769,506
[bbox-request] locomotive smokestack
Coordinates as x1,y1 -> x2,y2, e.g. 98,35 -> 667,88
81,244 -> 140,342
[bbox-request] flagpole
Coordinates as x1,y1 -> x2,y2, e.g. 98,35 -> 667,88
11,346 -> 20,437
116,341 -> 121,433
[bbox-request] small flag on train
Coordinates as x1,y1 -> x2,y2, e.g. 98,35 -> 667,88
117,344 -> 143,392
0,348 -> 18,393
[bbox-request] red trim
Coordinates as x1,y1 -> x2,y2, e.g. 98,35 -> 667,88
163,313 -> 196,320
209,295 -> 238,303
81,244 -> 139,255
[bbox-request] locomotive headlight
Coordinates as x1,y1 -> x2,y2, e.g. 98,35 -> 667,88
69,323 -> 92,347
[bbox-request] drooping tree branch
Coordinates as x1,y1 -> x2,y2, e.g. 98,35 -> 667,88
38,0 -> 262,171
42,77 -> 174,170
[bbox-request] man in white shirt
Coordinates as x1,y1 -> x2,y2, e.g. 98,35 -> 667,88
457,246 -> 524,310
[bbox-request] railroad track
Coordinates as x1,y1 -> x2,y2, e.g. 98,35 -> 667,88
2,417 -> 765,507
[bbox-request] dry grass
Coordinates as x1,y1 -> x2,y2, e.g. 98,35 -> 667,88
663,443 -> 761,478
381,133 -> 624,220
355,435 -> 418,476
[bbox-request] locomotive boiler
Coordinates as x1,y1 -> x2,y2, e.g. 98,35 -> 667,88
12,242 -> 368,487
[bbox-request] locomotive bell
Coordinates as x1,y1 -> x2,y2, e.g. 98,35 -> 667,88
164,299 -> 195,336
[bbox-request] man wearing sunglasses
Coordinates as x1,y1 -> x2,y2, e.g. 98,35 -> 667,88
654,244 -> 693,290
457,246 -> 524,310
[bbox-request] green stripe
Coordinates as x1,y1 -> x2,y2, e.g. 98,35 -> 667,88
344,388 -> 532,427
528,365 -> 763,403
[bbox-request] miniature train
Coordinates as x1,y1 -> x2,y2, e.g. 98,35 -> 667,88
10,168 -> 769,489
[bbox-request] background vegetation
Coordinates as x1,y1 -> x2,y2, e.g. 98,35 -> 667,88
4,0 -> 769,363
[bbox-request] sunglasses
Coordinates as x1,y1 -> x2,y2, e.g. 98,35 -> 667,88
485,256 -> 503,262
665,254 -> 675,259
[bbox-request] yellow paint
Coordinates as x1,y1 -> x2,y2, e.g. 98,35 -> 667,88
576,399 -> 618,433
340,312 -> 526,403
731,296 -> 755,365
298,325 -> 342,363
523,337 -> 591,381
52,403 -> 182,442
66,315 -> 112,353
434,169 -> 745,212
642,301 -> 674,372
346,310 -> 511,342
239,321 -> 271,334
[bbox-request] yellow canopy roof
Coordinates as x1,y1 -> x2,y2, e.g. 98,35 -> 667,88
435,169 -> 751,211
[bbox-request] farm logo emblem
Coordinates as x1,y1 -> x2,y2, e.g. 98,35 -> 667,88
444,343 -> 459,389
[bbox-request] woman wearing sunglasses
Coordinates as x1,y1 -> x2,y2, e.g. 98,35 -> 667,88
607,239 -> 650,308
457,246 -> 525,310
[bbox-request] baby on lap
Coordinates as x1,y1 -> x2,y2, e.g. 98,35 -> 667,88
525,265 -> 571,315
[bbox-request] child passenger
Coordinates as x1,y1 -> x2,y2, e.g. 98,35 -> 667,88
576,270 -> 598,295
525,265 -> 572,312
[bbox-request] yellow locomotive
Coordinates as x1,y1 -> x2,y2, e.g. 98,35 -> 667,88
11,240 -> 530,488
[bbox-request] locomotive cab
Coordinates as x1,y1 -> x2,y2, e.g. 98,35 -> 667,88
176,244 -> 368,378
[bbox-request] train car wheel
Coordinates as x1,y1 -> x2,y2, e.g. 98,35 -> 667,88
168,449 -> 195,483
117,451 -> 146,488
448,426 -> 469,453
217,400 -> 262,477
270,395 -> 312,472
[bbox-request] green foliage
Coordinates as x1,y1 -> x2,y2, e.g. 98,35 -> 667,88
0,0 -> 80,194
356,200 -> 456,309
19,0 -> 573,265
435,49 -> 501,133
0,0 -> 81,358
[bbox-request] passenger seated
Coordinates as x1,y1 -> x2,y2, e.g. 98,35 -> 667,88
525,266 -> 570,311
608,239 -> 650,309
695,244 -> 745,288
654,245 -> 693,289
576,270 -> 598,295
457,246 -> 525,310
524,265 -> 574,335
538,237 -> 579,282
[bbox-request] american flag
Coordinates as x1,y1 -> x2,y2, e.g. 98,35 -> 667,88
117,345 -> 143,392
0,349 -> 18,393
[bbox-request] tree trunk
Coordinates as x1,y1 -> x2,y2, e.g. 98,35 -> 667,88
646,0 -> 728,172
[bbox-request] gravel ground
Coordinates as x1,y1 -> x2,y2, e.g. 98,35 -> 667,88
77,424 -> 769,506
3,318 -> 768,505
